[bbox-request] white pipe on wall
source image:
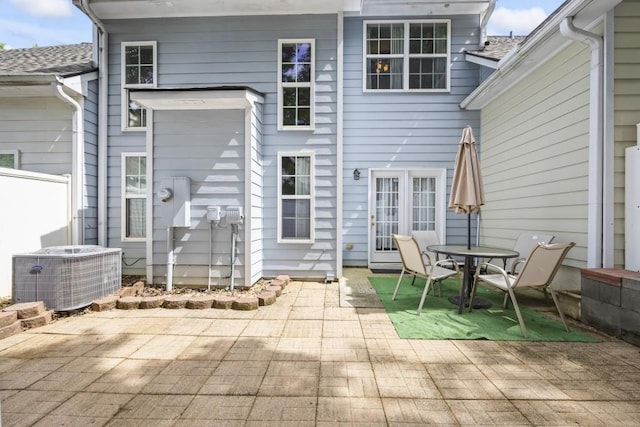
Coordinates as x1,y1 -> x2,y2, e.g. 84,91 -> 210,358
479,0 -> 496,49
560,17 -> 604,269
52,79 -> 84,245
79,0 -> 108,248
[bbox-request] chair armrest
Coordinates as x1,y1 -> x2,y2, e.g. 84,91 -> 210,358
421,251 -> 435,267
510,257 -> 526,274
475,262 -> 516,289
435,257 -> 460,273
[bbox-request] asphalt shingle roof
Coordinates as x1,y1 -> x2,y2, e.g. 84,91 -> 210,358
467,36 -> 527,62
0,43 -> 95,77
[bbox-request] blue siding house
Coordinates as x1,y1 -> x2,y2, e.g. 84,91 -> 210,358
73,0 -> 493,288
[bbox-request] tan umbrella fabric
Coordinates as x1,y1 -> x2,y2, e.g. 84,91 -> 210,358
449,126 -> 484,214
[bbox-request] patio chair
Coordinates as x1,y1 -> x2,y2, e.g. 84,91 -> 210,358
505,233 -> 555,274
391,234 -> 461,315
411,230 -> 459,296
469,241 -> 575,338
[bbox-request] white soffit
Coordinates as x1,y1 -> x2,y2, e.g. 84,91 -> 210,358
358,0 -> 489,16
88,0 -> 361,19
86,0 -> 489,19
130,88 -> 264,110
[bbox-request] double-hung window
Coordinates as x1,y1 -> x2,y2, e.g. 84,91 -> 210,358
278,152 -> 314,243
121,41 -> 157,130
364,20 -> 450,92
0,150 -> 19,169
122,153 -> 147,241
278,39 -> 314,130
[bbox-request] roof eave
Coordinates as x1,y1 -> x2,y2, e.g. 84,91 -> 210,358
77,0 -> 491,19
464,53 -> 499,69
461,0 -> 622,110
0,74 -> 58,85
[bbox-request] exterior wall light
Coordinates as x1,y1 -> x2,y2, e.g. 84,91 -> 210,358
353,169 -> 360,180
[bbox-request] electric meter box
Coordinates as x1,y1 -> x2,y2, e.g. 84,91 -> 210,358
226,206 -> 244,225
159,177 -> 191,227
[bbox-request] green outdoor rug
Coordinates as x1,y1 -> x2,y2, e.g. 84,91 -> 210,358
369,276 -> 598,342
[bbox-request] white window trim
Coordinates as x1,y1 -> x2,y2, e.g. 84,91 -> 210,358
368,168 -> 447,242
408,168 -> 447,242
0,149 -> 20,169
121,152 -> 147,242
362,20 -> 451,93
121,41 -> 157,131
277,151 -> 315,244
277,38 -> 315,131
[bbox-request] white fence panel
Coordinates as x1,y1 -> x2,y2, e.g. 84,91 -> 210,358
0,168 -> 70,296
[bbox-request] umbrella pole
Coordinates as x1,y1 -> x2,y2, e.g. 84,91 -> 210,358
467,212 -> 471,250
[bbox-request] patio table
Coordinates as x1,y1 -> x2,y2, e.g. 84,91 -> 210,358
426,245 -> 519,314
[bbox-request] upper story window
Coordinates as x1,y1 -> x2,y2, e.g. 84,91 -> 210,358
364,20 -> 450,92
121,41 -> 157,131
278,39 -> 315,130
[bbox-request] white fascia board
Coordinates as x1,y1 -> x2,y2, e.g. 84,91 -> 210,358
354,0 -> 489,17
464,53 -> 498,69
89,0 -> 361,19
130,89 -> 264,111
460,0 -> 621,110
61,71 -> 98,97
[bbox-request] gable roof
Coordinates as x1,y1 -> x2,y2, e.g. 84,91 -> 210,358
461,0 -> 622,110
0,43 -> 95,77
466,35 -> 527,62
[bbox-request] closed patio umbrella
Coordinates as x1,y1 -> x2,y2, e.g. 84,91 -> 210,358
449,126 -> 484,249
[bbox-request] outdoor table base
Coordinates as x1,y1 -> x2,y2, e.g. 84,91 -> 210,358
426,244 -> 520,314
448,295 -> 492,309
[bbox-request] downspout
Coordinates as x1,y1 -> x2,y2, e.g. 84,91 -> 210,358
52,78 -> 84,245
479,0 -> 496,49
560,17 -> 604,268
337,11 -> 344,279
78,0 -> 108,248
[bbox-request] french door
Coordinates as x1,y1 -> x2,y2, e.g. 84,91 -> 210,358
369,169 -> 446,267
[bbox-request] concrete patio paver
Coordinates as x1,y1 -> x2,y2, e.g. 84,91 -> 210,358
0,272 -> 638,426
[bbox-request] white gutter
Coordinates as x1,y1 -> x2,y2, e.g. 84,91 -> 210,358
559,16 -> 604,269
479,0 -> 496,49
461,0 -> 622,111
52,78 -> 84,245
78,0 -> 109,248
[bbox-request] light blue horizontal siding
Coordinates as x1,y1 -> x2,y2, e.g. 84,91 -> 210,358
83,80 -> 99,245
152,109 -> 245,286
105,14 -> 338,280
342,15 -> 481,266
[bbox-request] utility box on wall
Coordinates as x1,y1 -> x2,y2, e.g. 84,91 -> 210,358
159,177 -> 191,228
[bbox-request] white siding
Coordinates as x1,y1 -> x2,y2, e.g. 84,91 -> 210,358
249,103 -> 264,284
479,42 -> 591,291
342,15 -> 482,266
0,97 -> 72,175
615,0 -> 640,267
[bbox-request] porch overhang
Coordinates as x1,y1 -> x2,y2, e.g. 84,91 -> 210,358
129,87 -> 265,110
75,0 -> 491,19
